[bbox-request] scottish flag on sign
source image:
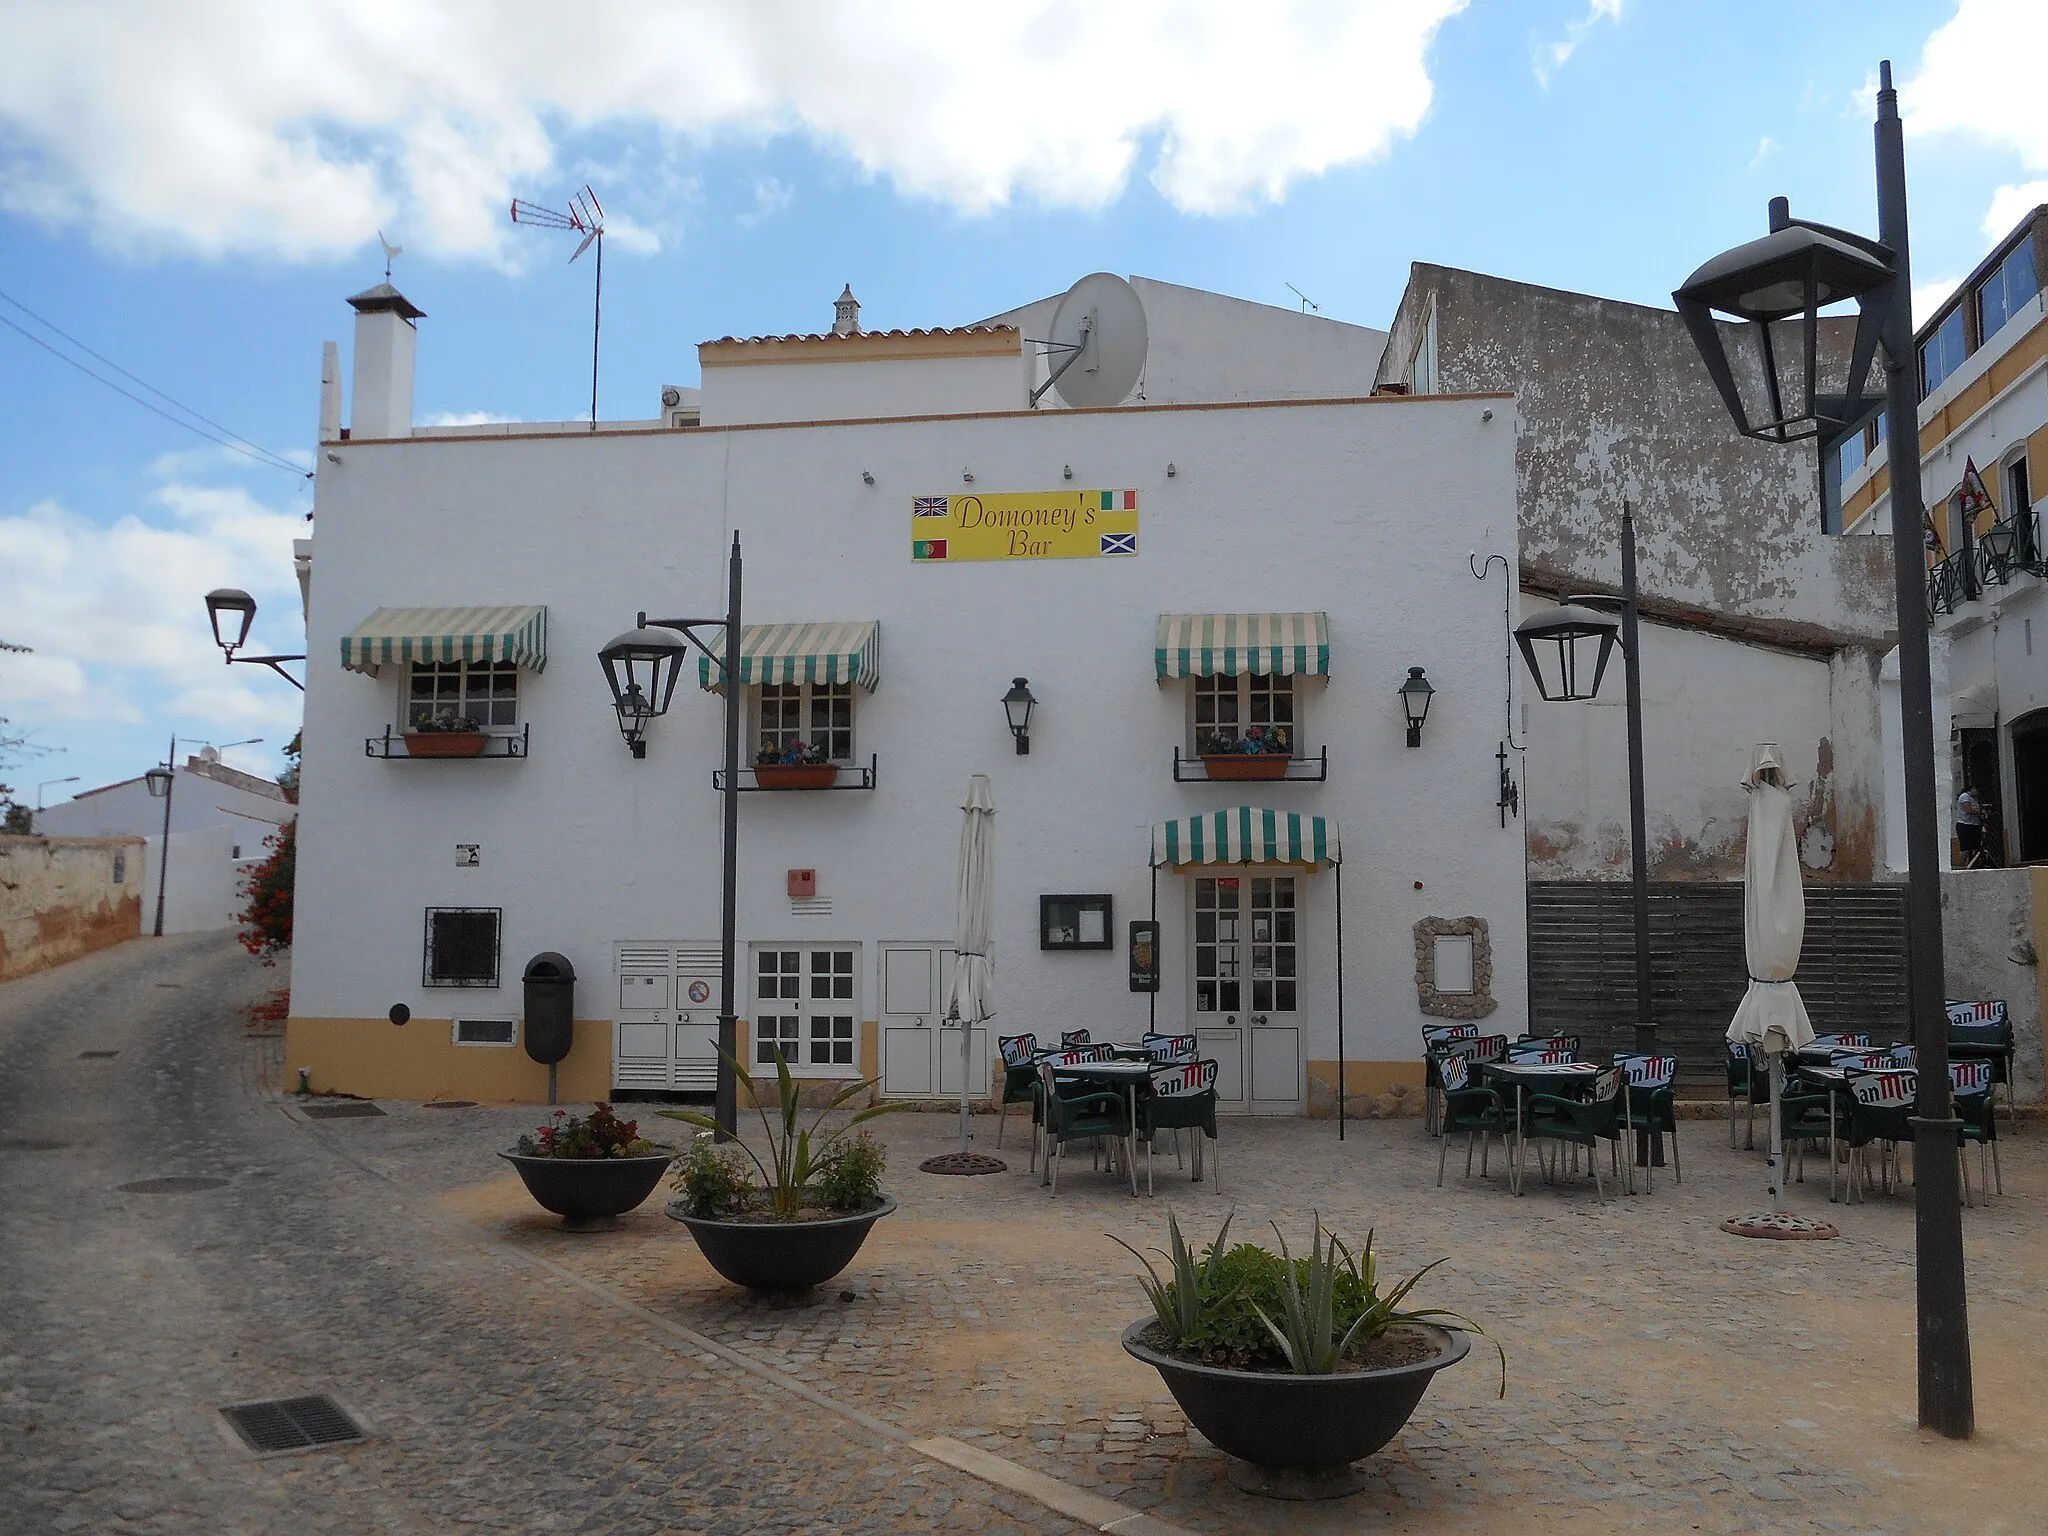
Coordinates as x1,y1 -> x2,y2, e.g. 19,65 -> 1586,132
1100,532 -> 1137,556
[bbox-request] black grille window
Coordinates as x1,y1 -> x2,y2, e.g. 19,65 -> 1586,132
425,908 -> 501,988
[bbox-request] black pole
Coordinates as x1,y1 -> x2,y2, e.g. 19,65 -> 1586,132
590,232 -> 603,432
1334,859 -> 1346,1140
1148,865 -> 1157,1035
1872,59 -> 1973,1439
715,532 -> 743,1139
151,735 -> 174,938
1621,504 -> 1654,1057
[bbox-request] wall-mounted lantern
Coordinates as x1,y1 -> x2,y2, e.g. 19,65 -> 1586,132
597,617 -> 690,758
1002,676 -> 1037,754
144,765 -> 173,798
201,588 -> 304,689
1513,603 -> 1620,703
1397,667 -> 1435,748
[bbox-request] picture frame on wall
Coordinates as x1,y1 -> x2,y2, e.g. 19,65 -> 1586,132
1040,893 -> 1113,951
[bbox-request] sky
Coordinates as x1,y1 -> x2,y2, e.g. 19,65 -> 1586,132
2,0 -> 2044,807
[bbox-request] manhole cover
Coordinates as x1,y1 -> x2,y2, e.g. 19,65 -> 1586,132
220,1395 -> 366,1455
424,1100 -> 478,1109
79,1050 -> 119,1059
0,1137 -> 71,1152
1721,1212 -> 1840,1241
118,1176 -> 230,1194
302,1102 -> 386,1119
918,1151 -> 1009,1176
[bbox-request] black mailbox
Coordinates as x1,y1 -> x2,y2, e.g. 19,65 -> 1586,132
521,951 -> 576,1065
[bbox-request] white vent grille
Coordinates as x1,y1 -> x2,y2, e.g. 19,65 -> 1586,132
790,898 -> 833,917
454,1018 -> 516,1046
618,945 -> 671,972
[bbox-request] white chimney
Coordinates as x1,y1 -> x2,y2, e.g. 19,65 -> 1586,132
833,284 -> 861,337
346,284 -> 424,439
319,340 -> 342,442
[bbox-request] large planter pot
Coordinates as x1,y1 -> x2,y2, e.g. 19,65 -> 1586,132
1201,753 -> 1291,781
499,1151 -> 676,1232
753,762 -> 839,789
405,731 -> 489,758
1122,1318 -> 1469,1498
667,1196 -> 896,1291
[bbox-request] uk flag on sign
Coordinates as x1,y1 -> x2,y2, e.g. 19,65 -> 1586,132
1100,532 -> 1137,556
913,496 -> 950,518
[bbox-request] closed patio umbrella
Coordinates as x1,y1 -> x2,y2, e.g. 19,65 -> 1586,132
1726,744 -> 1815,1204
944,774 -> 997,1158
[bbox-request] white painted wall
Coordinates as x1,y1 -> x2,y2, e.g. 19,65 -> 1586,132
699,349 -> 1026,427
295,393 -> 1527,1086
137,825 -> 272,935
36,761 -> 291,840
1880,637 -> 1955,873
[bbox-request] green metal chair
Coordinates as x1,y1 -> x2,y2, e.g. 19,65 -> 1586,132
1947,1001 -> 2015,1125
1841,1068 -> 1915,1203
1435,1052 -> 1510,1190
1777,1077 -> 1839,1201
1421,1023 -> 1480,1134
1952,1059 -> 2002,1206
1726,1043 -> 1771,1150
1138,1059 -> 1220,1195
1036,1060 -> 1136,1196
1520,1066 -> 1624,1204
1614,1053 -> 1681,1192
994,1033 -> 1038,1152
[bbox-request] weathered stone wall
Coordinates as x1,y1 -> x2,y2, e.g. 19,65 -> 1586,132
1942,867 -> 2045,1104
0,836 -> 144,981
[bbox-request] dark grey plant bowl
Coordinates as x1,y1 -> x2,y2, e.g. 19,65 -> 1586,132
499,1150 -> 677,1232
1122,1318 -> 1468,1493
666,1196 -> 896,1291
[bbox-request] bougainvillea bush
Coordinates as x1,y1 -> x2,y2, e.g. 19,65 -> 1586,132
237,821 -> 295,962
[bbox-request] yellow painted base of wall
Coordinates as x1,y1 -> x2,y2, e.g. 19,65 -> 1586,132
1305,1060 -> 1424,1119
285,1017 -> 614,1104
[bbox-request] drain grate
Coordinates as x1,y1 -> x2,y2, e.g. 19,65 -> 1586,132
424,1100 -> 477,1109
118,1176 -> 229,1194
80,1049 -> 119,1059
220,1395 -> 366,1455
302,1102 -> 386,1119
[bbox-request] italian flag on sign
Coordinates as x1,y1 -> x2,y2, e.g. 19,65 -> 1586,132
1100,489 -> 1137,511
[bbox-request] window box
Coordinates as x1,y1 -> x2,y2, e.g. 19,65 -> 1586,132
754,762 -> 840,790
403,730 -> 490,757
366,724 -> 529,760
1200,753 -> 1292,781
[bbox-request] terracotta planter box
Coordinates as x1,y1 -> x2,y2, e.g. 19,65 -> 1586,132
404,731 -> 489,757
1201,753 -> 1292,781
754,762 -> 839,789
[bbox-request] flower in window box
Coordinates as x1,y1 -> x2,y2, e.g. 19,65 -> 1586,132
1200,723 -> 1291,779
403,709 -> 489,756
755,737 -> 837,787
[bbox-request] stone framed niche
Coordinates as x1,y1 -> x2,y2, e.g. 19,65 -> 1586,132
1414,915 -> 1496,1019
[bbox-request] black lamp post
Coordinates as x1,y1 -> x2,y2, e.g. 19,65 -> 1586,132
204,588 -> 305,690
1515,505 -> 1657,1063
1001,677 -> 1036,754
1397,667 -> 1435,747
144,748 -> 175,938
1675,60 -> 1972,1440
597,531 -> 745,1138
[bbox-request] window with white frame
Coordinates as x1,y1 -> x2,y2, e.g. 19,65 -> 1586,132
754,945 -> 859,1070
1407,302 -> 1438,395
407,660 -> 518,730
756,681 -> 854,762
1192,673 -> 1297,756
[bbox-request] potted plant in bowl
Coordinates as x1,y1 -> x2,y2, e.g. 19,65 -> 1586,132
660,1050 -> 905,1291
754,736 -> 839,789
1200,724 -> 1292,781
404,709 -> 490,757
499,1103 -> 677,1231
1116,1211 -> 1501,1499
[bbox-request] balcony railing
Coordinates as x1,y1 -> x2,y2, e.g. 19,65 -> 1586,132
1930,506 -> 2046,617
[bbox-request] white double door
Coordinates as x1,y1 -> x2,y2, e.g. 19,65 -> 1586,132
1190,871 -> 1303,1113
877,940 -> 990,1099
612,941 -> 722,1092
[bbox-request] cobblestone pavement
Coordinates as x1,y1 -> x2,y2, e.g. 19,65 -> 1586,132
0,936 -> 1093,1536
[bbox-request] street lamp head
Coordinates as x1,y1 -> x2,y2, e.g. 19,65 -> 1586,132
205,588 -> 258,656
1001,677 -> 1036,754
1514,602 -> 1620,703
1397,666 -> 1435,748
144,765 -> 174,799
1674,213 -> 1894,447
597,622 -> 690,758
1979,517 -> 2018,567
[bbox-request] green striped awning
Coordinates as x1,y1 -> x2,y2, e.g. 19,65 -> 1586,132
340,605 -> 548,674
698,621 -> 881,691
1150,809 -> 1341,870
1154,612 -> 1330,680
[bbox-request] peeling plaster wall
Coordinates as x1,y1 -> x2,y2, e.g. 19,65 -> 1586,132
0,835 -> 144,981
1942,868 -> 2042,1104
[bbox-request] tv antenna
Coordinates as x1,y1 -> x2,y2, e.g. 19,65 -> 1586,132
376,230 -> 403,281
1029,273 -> 1149,409
511,185 -> 607,430
1285,283 -> 1320,314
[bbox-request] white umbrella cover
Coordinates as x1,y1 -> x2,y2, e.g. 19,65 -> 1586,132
1726,744 -> 1815,1202
946,774 -> 996,1151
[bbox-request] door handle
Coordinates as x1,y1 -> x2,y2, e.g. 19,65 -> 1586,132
1225,1014 -> 1236,1025
1251,1014 -> 1269,1025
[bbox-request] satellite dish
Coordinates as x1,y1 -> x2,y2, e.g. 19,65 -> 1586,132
198,746 -> 221,763
1042,273 -> 1148,409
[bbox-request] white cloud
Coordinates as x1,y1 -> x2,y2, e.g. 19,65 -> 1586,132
421,410 -> 521,427
1914,277 -> 1962,330
1982,180 -> 2048,244
1749,136 -> 1778,171
1533,0 -> 1624,89
0,1 -> 1465,261
1904,2 -> 2048,242
737,176 -> 794,230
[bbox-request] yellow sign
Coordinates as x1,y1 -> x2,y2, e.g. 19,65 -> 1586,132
911,490 -> 1139,562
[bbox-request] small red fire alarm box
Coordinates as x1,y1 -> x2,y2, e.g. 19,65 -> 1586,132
788,868 -> 817,900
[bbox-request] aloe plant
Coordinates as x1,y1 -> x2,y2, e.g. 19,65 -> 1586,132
1110,1208 -> 1236,1345
661,1047 -> 906,1220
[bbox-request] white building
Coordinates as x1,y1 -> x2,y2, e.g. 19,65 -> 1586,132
35,753 -> 294,934
286,277 -> 1528,1107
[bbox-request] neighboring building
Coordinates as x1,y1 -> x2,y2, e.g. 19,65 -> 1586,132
287,278 -> 1528,1107
36,753 -> 294,934
1374,264 -> 1899,883
1837,208 -> 2048,869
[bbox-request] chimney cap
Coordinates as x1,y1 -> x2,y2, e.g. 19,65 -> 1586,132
348,283 -> 426,321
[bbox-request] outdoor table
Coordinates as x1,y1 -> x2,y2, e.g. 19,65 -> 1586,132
1480,1059 -> 1600,1196
1046,1058 -> 1153,1195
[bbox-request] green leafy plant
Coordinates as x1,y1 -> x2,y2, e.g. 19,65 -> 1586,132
756,736 -> 831,766
817,1130 -> 886,1211
660,1048 -> 906,1220
1110,1208 -> 1237,1346
236,822 -> 295,963
410,711 -> 482,733
676,1134 -> 755,1217
514,1102 -> 662,1159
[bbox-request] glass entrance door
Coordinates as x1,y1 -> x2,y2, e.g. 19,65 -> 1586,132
1191,872 -> 1302,1113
